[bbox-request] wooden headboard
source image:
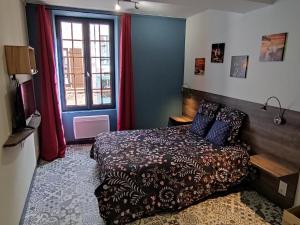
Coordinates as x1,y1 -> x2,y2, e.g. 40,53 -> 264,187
182,88 -> 300,169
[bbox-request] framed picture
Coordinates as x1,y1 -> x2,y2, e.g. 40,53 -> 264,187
211,43 -> 225,63
195,58 -> 205,75
259,33 -> 287,62
230,55 -> 249,79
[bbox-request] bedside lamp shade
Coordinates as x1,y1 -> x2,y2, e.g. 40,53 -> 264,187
4,45 -> 37,75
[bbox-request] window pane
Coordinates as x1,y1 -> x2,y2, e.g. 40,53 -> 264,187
90,41 -> 100,57
65,74 -> 75,105
66,90 -> 76,105
91,58 -> 101,73
77,91 -> 86,105
63,57 -> 69,74
72,57 -> 84,74
102,90 -> 111,104
89,22 -> 113,107
72,23 -> 82,40
93,90 -> 102,105
92,73 -> 102,105
73,41 -> 83,56
92,74 -> 101,89
61,22 -> 71,39
90,41 -> 95,57
76,77 -> 86,106
74,73 -> 86,105
94,25 -> 100,40
100,42 -> 110,57
63,49 -> 68,57
64,74 -> 71,86
90,24 -> 95,40
60,20 -> 87,107
100,25 -> 109,41
102,74 -> 111,89
65,73 -> 86,106
101,59 -> 110,73
62,40 -> 72,49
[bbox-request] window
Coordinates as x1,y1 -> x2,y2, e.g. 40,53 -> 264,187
55,17 -> 115,111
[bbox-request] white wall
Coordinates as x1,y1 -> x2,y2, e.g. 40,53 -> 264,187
184,0 -> 300,206
184,0 -> 300,112
0,0 -> 38,224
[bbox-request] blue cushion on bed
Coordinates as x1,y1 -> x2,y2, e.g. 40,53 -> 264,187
216,107 -> 246,143
206,120 -> 230,146
190,113 -> 212,137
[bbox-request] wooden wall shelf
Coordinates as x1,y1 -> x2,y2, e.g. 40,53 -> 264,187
250,154 -> 298,178
4,45 -> 37,75
3,114 -> 41,148
250,154 -> 299,209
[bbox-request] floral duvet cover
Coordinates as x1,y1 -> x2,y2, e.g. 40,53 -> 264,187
90,125 -> 249,225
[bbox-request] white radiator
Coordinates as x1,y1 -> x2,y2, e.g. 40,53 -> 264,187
73,115 -> 110,139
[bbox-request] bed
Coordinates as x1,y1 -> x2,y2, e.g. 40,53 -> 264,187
90,125 -> 249,225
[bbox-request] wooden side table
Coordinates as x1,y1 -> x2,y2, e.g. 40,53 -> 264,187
249,154 -> 299,209
168,115 -> 193,127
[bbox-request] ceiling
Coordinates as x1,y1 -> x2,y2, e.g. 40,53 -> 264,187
26,0 -> 276,18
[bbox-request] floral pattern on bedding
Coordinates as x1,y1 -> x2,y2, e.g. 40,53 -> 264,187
216,107 -> 246,143
90,125 -> 249,225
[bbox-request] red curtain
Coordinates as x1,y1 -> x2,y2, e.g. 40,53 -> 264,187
118,14 -> 135,131
37,5 -> 66,161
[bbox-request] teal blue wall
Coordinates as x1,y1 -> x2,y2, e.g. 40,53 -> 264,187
131,15 -> 186,129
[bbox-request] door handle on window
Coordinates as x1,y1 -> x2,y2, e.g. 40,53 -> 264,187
86,72 -> 91,78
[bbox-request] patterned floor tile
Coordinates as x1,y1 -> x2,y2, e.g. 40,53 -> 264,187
21,145 -> 282,225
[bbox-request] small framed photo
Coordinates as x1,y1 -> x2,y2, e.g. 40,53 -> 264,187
195,58 -> 205,75
230,55 -> 249,79
211,43 -> 225,63
259,33 -> 287,62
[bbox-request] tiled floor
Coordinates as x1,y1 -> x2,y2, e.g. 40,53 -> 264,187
21,145 -> 282,225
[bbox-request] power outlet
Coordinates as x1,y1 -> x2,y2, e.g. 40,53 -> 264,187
278,180 -> 288,196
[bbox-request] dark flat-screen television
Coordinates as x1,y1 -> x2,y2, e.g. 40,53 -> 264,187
13,80 -> 36,133
20,79 -> 36,119
13,79 -> 37,132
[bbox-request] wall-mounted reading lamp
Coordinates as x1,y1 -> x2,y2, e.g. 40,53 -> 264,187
261,96 -> 286,125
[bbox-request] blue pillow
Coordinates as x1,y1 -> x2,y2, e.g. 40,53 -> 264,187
190,113 -> 212,137
206,120 -> 230,146
216,107 -> 246,143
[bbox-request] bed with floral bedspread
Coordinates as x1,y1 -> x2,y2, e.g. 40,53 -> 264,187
90,125 -> 249,225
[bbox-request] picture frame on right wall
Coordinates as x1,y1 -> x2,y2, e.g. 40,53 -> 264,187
259,32 -> 287,62
211,43 -> 225,63
230,55 -> 249,79
194,58 -> 205,75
